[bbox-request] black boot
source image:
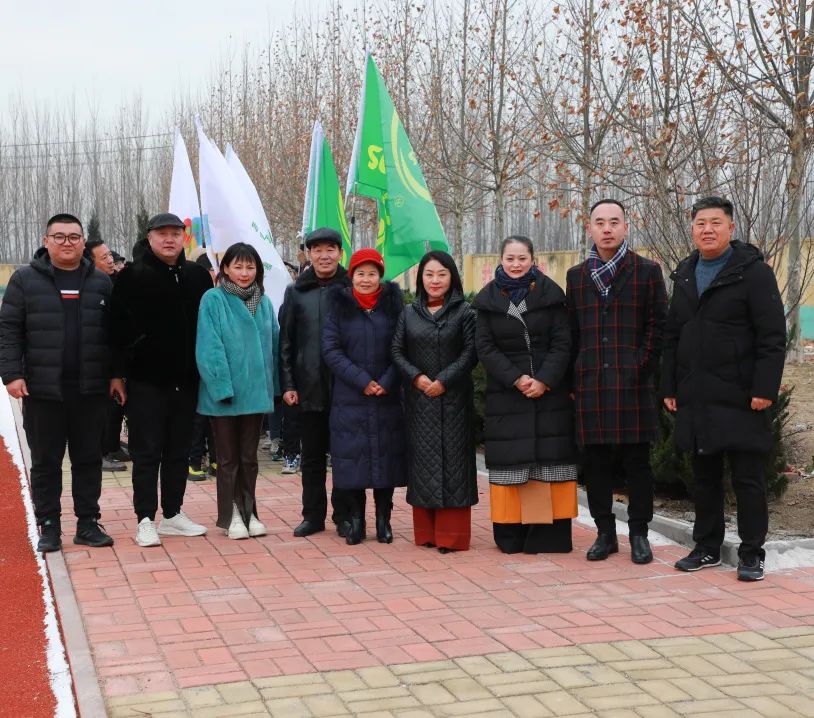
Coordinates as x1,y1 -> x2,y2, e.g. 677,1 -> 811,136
346,517 -> 365,545
376,511 -> 393,544
586,533 -> 619,561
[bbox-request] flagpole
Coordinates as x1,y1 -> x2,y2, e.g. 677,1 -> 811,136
349,182 -> 359,252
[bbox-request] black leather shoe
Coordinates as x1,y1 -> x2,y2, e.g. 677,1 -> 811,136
375,515 -> 393,544
37,519 -> 62,553
346,517 -> 365,545
293,520 -> 325,537
630,535 -> 653,564
586,533 -> 618,561
336,520 -> 350,538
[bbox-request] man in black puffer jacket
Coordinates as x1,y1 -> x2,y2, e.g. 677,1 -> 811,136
109,213 -> 212,548
0,213 -> 120,552
279,228 -> 353,537
662,196 -> 786,582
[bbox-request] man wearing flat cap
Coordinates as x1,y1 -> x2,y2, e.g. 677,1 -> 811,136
279,227 -> 355,537
109,213 -> 213,547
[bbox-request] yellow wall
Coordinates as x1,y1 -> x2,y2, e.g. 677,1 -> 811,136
0,264 -> 17,288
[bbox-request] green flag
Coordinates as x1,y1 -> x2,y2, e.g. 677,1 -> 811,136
347,53 -> 448,279
302,121 -> 352,266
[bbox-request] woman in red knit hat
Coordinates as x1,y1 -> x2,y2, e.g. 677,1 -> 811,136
322,248 -> 407,545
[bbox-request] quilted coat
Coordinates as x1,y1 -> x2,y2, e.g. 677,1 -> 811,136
195,287 -> 280,417
322,282 -> 407,490
0,247 -> 112,400
661,241 -> 786,454
473,275 -> 576,469
565,250 -> 668,447
391,292 -> 478,509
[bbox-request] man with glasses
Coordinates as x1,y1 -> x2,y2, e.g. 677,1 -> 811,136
0,213 -> 122,552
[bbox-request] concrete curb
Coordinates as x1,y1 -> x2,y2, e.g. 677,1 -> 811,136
476,454 -> 814,567
11,400 -> 108,718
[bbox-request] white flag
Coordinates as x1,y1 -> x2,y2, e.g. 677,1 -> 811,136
196,120 -> 290,315
168,129 -> 207,260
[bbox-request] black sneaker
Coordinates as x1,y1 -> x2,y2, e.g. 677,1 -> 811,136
270,446 -> 284,462
674,547 -> 721,572
74,520 -> 114,548
737,556 -> 765,582
37,519 -> 62,553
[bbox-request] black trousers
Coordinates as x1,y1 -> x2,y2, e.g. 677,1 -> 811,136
127,380 -> 196,521
22,389 -> 108,525
583,443 -> 654,537
281,401 -> 301,458
103,398 -> 125,454
189,412 -> 216,468
692,449 -> 768,561
299,410 -> 351,525
211,414 -> 263,529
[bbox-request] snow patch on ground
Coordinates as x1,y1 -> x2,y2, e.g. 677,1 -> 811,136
0,389 -> 76,718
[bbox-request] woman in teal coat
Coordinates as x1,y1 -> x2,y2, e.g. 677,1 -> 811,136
196,243 -> 279,539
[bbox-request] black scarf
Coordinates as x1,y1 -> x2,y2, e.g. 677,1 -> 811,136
494,264 -> 540,305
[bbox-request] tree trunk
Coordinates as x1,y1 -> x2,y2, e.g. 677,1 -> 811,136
785,124 -> 806,362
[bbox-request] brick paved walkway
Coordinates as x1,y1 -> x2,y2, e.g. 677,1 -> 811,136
55,454 -> 814,716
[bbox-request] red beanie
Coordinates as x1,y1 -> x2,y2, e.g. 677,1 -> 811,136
348,248 -> 385,276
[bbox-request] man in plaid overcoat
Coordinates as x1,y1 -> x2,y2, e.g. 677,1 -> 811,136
566,199 -> 668,564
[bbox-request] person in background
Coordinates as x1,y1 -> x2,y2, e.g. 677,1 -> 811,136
112,251 -> 127,273
323,248 -> 406,545
566,199 -> 667,564
85,237 -> 129,472
196,242 -> 279,539
187,248 -> 218,481
279,261 -> 302,473
392,251 -> 478,553
109,213 -> 212,548
662,196 -> 786,581
0,213 -> 120,552
474,235 -> 578,554
279,228 -> 352,538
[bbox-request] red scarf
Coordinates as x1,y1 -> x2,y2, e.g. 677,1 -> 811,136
353,286 -> 382,310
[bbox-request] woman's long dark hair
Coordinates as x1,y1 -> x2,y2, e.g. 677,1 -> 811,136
415,250 -> 463,302
217,242 -> 265,293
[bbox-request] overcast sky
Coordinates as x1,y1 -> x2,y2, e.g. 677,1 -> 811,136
0,0 -> 323,121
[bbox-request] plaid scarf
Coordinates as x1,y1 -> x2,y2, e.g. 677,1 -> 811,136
494,264 -> 540,305
587,240 -> 628,297
221,278 -> 262,316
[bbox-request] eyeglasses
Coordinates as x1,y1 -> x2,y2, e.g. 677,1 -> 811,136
47,233 -> 84,245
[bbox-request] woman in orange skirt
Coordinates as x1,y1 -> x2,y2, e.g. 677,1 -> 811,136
392,252 -> 478,552
473,236 -> 578,553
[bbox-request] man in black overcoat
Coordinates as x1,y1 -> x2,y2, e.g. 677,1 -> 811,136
662,196 -> 786,581
566,199 -> 667,564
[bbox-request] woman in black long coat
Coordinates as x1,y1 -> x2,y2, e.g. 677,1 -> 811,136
392,251 -> 478,553
473,235 -> 578,554
322,248 -> 406,545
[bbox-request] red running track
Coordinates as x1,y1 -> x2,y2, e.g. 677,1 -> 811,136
0,435 -> 57,717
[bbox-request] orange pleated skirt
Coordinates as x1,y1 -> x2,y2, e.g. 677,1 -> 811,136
490,481 -> 578,524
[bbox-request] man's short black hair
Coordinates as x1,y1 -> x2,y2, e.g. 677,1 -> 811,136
84,238 -> 105,261
590,199 -> 626,216
691,196 -> 734,220
46,213 -> 83,232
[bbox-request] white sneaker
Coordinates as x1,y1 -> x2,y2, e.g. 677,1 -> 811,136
136,517 -> 161,547
158,511 -> 207,537
248,514 -> 267,537
228,504 -> 249,540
